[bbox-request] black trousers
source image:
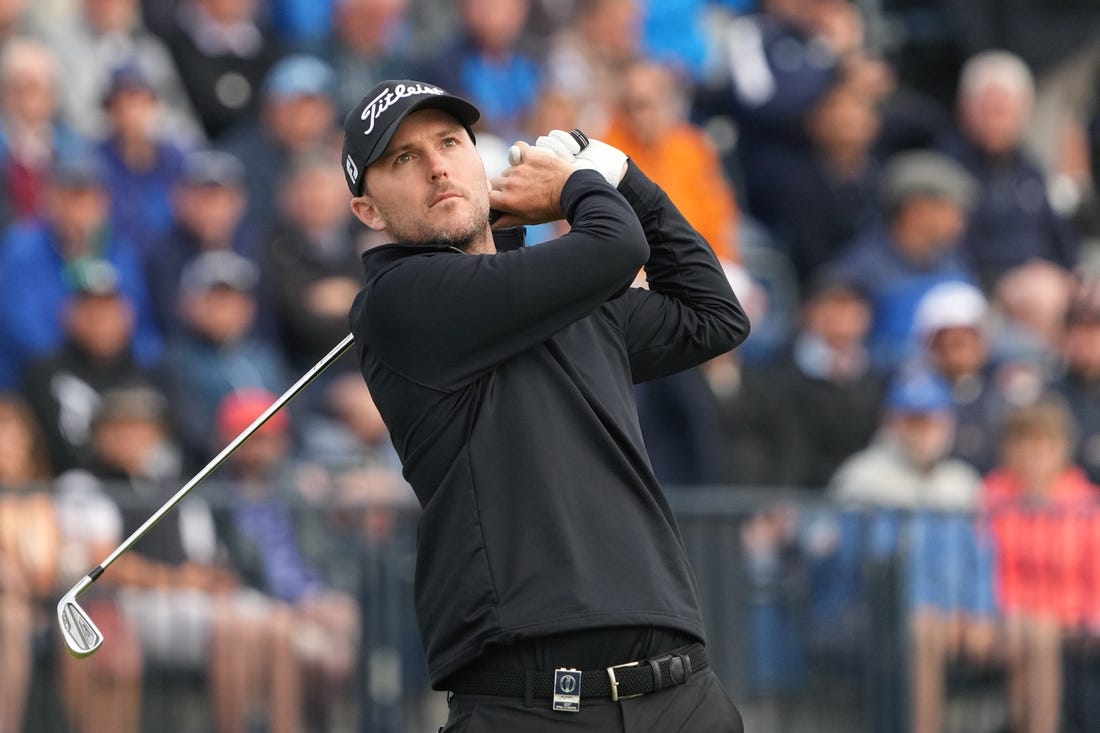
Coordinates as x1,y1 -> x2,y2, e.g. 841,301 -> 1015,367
438,667 -> 744,732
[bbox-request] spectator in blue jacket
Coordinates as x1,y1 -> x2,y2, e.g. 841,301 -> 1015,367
220,54 -> 340,232
418,0 -> 541,142
97,62 -> 189,253
0,154 -> 162,390
831,150 -> 980,371
144,149 -> 264,337
162,250 -> 288,467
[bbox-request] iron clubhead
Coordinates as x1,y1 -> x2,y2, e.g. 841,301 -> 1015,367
57,590 -> 103,657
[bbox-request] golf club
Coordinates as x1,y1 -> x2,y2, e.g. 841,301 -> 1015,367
58,332 -> 357,657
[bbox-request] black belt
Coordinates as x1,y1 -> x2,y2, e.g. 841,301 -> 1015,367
448,642 -> 707,704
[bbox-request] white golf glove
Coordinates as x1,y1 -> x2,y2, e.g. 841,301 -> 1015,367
507,129 -> 586,166
573,140 -> 628,188
545,129 -> 629,187
509,129 -> 628,188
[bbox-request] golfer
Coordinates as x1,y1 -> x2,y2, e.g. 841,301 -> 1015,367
342,79 -> 749,732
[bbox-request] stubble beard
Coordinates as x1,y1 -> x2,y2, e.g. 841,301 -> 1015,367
388,195 -> 490,253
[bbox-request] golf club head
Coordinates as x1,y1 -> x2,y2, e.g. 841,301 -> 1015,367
57,590 -> 103,658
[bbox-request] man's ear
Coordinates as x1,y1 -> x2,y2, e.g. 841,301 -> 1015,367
351,196 -> 386,232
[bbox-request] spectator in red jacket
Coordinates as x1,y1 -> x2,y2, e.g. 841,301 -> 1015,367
983,396 -> 1100,733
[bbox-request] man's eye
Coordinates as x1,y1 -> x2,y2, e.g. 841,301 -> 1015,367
442,137 -> 458,148
395,152 -> 413,165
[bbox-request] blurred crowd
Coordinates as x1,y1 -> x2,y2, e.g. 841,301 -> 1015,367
0,0 -> 1099,731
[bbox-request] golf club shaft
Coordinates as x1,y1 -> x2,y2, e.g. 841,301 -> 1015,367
83,332 -> 357,584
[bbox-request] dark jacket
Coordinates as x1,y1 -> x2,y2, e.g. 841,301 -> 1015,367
349,165 -> 749,686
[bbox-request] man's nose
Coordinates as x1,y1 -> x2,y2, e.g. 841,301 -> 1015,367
426,151 -> 449,180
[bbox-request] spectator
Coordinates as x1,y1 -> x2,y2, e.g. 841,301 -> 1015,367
420,0 -> 540,142
0,393 -> 57,733
0,153 -> 162,390
20,258 -> 163,474
50,472 -> 131,733
326,0 -> 412,118
45,0 -> 204,145
602,58 -> 740,262
831,149 -> 979,370
96,62 -> 189,253
162,250 -> 288,467
699,0 -> 889,232
701,352 -> 791,488
221,53 -> 339,230
160,0 -> 281,141
982,396 -> 1100,733
58,385 -> 297,733
1052,281 -> 1100,484
543,0 -> 644,135
775,79 -> 884,290
299,371 -> 403,475
913,280 -> 1044,474
0,36 -> 87,229
216,389 -> 361,733
144,148 -> 262,337
936,50 -> 1079,290
829,369 -> 995,733
990,259 -> 1075,374
264,149 -> 362,375
0,0 -> 27,49
635,262 -> 768,488
760,267 -> 886,488
944,0 -> 1100,225
265,0 -> 336,52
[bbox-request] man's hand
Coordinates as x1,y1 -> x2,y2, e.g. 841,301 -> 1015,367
573,138 -> 628,188
489,141 -> 575,228
522,129 -> 629,188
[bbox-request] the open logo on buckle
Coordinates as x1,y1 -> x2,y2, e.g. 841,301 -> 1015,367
552,668 -> 581,712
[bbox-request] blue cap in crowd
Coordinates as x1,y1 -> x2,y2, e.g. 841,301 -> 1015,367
102,61 -> 156,106
263,54 -> 337,101
886,370 -> 954,414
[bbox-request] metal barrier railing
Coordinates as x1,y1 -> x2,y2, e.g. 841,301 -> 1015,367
10,482 -> 1100,732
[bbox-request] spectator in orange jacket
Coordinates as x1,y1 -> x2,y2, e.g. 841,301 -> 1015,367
602,58 -> 740,262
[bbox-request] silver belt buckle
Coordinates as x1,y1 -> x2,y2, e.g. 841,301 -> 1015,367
552,668 -> 581,712
607,660 -> 642,702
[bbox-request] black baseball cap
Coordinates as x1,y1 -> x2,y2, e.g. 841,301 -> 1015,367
341,80 -> 480,196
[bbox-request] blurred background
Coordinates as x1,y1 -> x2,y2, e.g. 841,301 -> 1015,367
1,0 -> 1100,731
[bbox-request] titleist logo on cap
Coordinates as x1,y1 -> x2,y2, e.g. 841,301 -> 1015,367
360,83 -> 447,135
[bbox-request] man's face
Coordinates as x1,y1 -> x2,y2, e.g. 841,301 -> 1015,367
929,325 -> 987,379
891,410 -> 955,469
961,83 -> 1030,157
353,108 -> 490,250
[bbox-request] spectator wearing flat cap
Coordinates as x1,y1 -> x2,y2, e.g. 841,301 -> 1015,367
19,259 -> 166,473
144,148 -> 268,337
220,53 -> 340,231
935,51 -> 1080,291
162,250 -> 288,467
0,153 -> 163,390
96,62 -> 190,254
830,149 -> 980,371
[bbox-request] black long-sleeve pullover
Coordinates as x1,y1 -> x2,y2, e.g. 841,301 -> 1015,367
349,164 -> 749,686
